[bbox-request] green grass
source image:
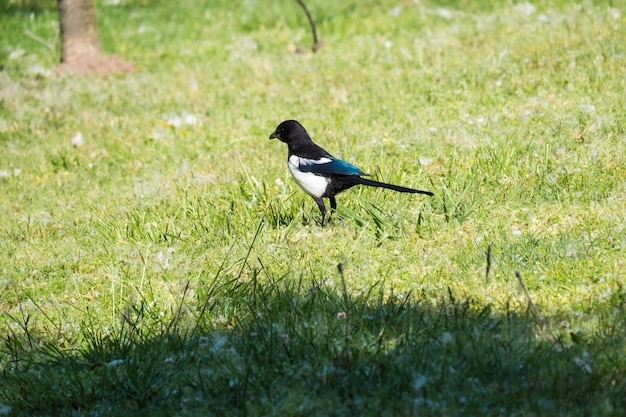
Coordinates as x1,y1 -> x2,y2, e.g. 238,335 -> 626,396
1,0 -> 626,415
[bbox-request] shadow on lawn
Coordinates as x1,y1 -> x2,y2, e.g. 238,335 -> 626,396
1,265 -> 625,417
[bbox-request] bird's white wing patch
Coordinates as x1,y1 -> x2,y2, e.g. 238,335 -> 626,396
288,155 -> 329,198
295,156 -> 332,166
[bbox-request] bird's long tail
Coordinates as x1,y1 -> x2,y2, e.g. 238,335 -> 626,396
354,177 -> 434,196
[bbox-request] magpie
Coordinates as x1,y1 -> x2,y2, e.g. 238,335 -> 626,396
269,120 -> 434,224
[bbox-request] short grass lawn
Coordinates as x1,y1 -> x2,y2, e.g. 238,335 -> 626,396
1,0 -> 625,415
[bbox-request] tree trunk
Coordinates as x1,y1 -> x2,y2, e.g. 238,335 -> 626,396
56,0 -> 135,75
58,0 -> 101,64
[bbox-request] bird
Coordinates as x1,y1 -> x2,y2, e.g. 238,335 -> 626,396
269,120 -> 433,224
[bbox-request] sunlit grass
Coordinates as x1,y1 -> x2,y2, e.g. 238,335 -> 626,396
1,0 -> 625,415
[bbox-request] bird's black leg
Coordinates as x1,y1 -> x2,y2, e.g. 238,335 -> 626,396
329,196 -> 337,221
312,196 -> 327,226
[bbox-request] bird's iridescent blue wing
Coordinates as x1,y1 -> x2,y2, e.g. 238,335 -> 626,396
297,156 -> 365,176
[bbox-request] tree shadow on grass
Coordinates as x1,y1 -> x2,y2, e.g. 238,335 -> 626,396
1,268 -> 626,416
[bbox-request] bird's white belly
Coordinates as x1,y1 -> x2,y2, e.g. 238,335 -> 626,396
288,157 -> 328,198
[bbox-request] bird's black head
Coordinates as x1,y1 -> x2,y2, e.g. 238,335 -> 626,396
269,120 -> 308,144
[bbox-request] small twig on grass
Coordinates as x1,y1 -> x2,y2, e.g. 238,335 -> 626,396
515,271 -> 563,348
24,30 -> 56,51
485,244 -> 492,282
294,0 -> 323,52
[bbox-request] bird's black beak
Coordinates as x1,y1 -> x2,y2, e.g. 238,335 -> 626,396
269,131 -> 278,140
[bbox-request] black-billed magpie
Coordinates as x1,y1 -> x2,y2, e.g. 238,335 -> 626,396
269,120 -> 433,224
